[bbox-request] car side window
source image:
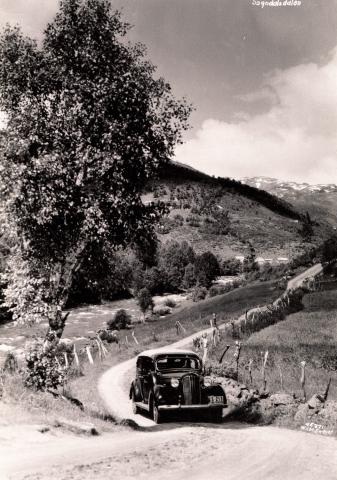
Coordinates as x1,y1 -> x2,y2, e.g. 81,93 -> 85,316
136,357 -> 143,375
142,358 -> 154,374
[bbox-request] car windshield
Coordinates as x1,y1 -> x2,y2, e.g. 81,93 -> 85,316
156,355 -> 200,371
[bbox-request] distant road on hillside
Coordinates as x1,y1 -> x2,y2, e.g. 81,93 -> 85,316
287,263 -> 323,290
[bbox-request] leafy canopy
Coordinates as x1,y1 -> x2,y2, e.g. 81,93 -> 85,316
0,0 -> 191,324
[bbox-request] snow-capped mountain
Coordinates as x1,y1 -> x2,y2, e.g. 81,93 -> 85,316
242,176 -> 337,227
242,177 -> 337,197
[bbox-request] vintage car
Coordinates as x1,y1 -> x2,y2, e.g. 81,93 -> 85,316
129,348 -> 227,423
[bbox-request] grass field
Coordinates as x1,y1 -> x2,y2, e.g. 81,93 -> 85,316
208,288 -> 337,401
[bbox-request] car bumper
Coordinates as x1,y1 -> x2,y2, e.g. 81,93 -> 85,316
158,403 -> 226,411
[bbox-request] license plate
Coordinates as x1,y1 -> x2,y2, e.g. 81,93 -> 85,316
209,395 -> 223,404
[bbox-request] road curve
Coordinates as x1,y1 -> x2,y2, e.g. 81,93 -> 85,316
99,263 -> 324,427
98,325 -> 222,426
287,263 -> 323,290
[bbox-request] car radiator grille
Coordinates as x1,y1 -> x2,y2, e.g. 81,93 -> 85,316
182,375 -> 201,405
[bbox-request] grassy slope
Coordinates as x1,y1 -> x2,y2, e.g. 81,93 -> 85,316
147,162 -> 331,261
208,288 -> 337,401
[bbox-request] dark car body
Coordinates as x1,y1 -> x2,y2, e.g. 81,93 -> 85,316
129,348 -> 227,423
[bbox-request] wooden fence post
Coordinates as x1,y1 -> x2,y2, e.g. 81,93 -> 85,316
324,377 -> 331,402
132,330 -> 139,345
233,341 -> 241,379
73,344 -> 80,367
278,364 -> 284,391
300,361 -> 306,401
219,345 -> 230,364
261,350 -> 269,392
248,358 -> 253,385
86,345 -> 94,365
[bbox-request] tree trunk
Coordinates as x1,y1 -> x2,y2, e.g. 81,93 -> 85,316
44,310 -> 70,352
44,242 -> 87,352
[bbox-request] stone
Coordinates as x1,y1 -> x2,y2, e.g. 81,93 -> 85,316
307,394 -> 324,411
270,393 -> 295,406
294,403 -> 310,424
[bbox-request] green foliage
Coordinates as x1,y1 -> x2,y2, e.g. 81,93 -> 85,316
299,219 -> 314,240
137,287 -> 153,317
208,283 -> 238,297
204,360 -> 237,380
107,308 -> 131,330
194,251 -> 221,288
182,262 -> 197,289
322,235 -> 337,263
25,341 -> 67,390
164,298 -> 176,308
153,305 -> 172,316
243,243 -> 257,273
201,209 -> 230,235
67,246 -> 135,307
132,265 -> 168,296
192,285 -> 208,302
222,258 -> 242,275
0,0 -> 191,325
158,240 -> 196,291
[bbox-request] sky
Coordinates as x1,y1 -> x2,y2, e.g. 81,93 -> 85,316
0,0 -> 337,183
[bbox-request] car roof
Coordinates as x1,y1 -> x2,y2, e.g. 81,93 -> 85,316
138,348 -> 200,360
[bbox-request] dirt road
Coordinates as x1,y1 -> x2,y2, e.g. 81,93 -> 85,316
2,421 -> 336,480
287,263 -> 323,290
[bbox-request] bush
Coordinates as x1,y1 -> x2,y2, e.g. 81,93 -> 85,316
208,285 -> 229,297
195,251 -> 221,288
192,286 -> 208,302
107,309 -> 131,330
153,305 -> 172,316
137,288 -> 154,320
204,360 -> 238,381
25,341 -> 67,390
173,214 -> 184,226
164,298 -> 176,308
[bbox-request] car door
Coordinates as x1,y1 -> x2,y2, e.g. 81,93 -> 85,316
141,357 -> 154,403
135,357 -> 145,402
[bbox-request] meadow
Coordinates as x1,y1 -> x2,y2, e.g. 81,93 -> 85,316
207,288 -> 337,401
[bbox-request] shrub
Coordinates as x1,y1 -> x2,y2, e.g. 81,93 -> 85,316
208,285 -> 229,297
153,305 -> 172,316
173,214 -> 184,226
192,286 -> 208,302
194,251 -> 221,288
107,309 -> 131,330
204,360 -> 238,381
182,263 -> 197,289
25,341 -> 67,390
164,298 -> 176,308
137,288 -> 154,320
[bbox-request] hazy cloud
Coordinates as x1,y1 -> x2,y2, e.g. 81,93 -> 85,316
175,49 -> 337,184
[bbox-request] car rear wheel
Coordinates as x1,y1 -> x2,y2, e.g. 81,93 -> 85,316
131,390 -> 140,414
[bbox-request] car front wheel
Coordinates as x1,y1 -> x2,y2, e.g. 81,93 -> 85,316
153,403 -> 163,424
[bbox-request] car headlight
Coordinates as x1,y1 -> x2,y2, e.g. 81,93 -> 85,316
171,378 -> 179,388
204,377 -> 212,387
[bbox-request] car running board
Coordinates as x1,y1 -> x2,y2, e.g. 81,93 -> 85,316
135,401 -> 150,412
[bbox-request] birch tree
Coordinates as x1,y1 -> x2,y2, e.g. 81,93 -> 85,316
0,0 -> 191,350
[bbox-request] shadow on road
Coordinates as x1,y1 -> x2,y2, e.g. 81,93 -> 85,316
122,408 -> 257,433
